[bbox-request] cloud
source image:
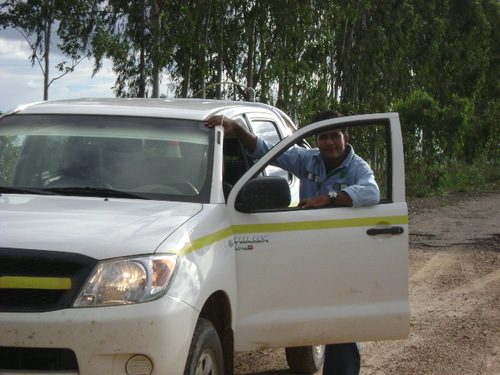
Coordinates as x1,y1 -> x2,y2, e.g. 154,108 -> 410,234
0,27 -> 175,114
0,40 -> 117,113
0,27 -> 118,113
26,79 -> 42,89
0,38 -> 31,61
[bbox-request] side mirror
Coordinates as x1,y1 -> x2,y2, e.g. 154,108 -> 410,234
236,176 -> 291,212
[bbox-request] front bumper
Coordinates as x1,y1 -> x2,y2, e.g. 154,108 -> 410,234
0,295 -> 198,375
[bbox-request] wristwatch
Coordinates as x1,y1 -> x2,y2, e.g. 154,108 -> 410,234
328,190 -> 338,205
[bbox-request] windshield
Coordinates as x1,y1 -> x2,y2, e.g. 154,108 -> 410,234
0,114 -> 212,203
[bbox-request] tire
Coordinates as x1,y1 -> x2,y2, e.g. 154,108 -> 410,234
184,318 -> 224,375
285,345 -> 326,374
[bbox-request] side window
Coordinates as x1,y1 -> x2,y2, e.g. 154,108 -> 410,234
347,123 -> 389,202
236,120 -> 391,212
251,121 -> 281,144
223,117 -> 251,186
251,120 -> 292,182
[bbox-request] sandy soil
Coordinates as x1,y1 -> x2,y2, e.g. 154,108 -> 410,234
234,187 -> 500,375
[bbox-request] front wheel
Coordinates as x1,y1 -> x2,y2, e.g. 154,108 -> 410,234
285,345 -> 325,374
184,318 -> 224,375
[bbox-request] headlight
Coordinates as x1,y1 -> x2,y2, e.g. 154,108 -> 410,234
73,254 -> 178,307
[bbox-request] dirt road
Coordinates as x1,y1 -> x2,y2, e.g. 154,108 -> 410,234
234,188 -> 500,375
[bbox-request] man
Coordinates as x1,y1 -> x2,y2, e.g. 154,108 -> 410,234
205,110 -> 379,374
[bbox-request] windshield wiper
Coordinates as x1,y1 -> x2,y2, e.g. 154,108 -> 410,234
0,187 -> 56,196
44,187 -> 149,200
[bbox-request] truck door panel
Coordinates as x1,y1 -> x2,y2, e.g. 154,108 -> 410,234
229,114 -> 410,351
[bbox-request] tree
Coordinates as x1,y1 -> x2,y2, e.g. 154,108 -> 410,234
2,0 -> 498,191
83,0 -> 173,98
0,0 -> 94,100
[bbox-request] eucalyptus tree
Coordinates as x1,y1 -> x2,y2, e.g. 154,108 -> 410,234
164,0 -> 205,97
168,0 -> 263,101
476,0 -> 500,163
0,0 -> 94,100
398,0 -> 497,164
219,0 -> 281,102
89,0 -> 172,98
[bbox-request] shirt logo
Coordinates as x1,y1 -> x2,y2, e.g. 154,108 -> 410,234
306,172 -> 321,183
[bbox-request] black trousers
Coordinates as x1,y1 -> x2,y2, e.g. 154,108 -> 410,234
322,343 -> 360,375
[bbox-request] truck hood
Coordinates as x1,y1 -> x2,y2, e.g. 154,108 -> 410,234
0,194 -> 202,259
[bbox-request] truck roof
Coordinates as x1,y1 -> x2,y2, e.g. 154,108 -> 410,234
8,98 -> 292,125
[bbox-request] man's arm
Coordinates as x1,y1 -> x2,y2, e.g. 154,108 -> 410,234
205,115 -> 257,152
299,160 -> 380,209
342,164 -> 380,207
299,191 -> 353,208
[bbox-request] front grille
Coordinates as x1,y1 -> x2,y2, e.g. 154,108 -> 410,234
0,347 -> 78,372
0,248 -> 97,312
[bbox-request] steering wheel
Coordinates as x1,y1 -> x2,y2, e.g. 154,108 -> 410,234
162,176 -> 199,195
133,176 -> 199,195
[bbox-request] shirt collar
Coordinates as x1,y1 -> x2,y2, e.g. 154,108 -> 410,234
340,144 -> 355,168
314,144 -> 355,172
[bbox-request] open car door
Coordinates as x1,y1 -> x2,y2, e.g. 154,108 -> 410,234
228,113 -> 410,351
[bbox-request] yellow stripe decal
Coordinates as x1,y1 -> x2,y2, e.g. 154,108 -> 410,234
175,226 -> 235,257
173,215 -> 407,257
0,276 -> 72,290
232,215 -> 408,234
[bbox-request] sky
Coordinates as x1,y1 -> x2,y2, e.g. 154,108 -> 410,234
0,28 -> 117,114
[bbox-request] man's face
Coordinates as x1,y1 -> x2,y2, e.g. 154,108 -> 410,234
317,129 -> 349,162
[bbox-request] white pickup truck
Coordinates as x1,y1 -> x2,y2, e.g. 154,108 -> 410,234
0,98 -> 409,375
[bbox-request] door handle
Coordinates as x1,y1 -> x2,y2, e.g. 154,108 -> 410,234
367,226 -> 404,236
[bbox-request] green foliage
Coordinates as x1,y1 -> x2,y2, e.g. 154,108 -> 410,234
433,159 -> 499,195
393,86 -> 499,197
2,0 -> 498,197
441,161 -> 486,193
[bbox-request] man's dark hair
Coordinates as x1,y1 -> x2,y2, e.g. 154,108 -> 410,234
312,110 -> 343,122
312,110 -> 348,134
